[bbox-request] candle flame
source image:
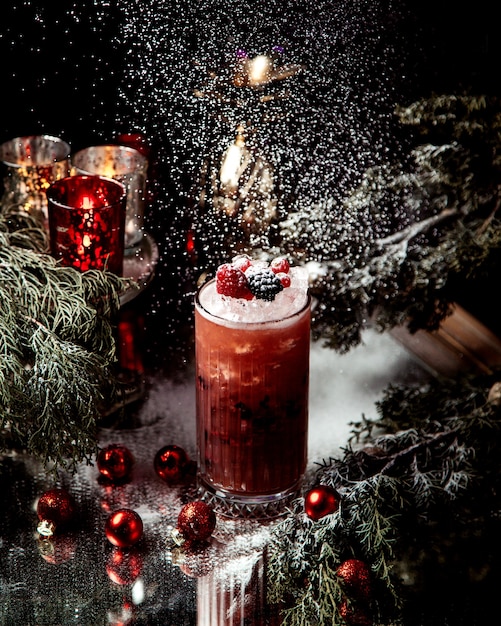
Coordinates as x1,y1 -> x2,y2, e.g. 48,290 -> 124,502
102,163 -> 117,178
80,195 -> 95,209
220,126 -> 246,188
247,55 -> 271,86
220,144 -> 243,187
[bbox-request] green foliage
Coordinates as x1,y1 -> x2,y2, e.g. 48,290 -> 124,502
267,372 -> 501,625
282,94 -> 501,352
0,207 -> 129,473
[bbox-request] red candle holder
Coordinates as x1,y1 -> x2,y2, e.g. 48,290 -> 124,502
47,175 -> 126,275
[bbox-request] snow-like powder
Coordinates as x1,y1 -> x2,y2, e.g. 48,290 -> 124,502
198,266 -> 310,324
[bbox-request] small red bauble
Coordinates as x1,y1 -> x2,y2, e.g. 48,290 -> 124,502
36,488 -> 76,536
105,508 -> 144,548
336,558 -> 372,603
304,484 -> 340,521
97,444 -> 135,483
154,444 -> 189,483
106,547 -> 143,585
175,501 -> 216,544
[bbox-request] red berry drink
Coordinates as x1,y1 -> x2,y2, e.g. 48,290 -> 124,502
195,256 -> 311,518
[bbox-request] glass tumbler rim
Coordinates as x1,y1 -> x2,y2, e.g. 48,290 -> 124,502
195,277 -> 311,329
70,144 -> 149,175
46,174 -> 126,210
0,134 -> 71,168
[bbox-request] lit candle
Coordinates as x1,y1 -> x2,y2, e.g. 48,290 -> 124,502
247,54 -> 271,86
217,126 -> 249,218
220,131 -> 245,189
231,49 -> 304,90
46,175 -> 126,275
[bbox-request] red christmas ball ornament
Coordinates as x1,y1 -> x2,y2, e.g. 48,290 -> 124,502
304,484 -> 340,521
105,508 -> 144,548
154,444 -> 189,483
97,444 -> 135,484
106,547 -> 143,585
36,488 -> 76,537
336,558 -> 372,603
175,501 -> 216,545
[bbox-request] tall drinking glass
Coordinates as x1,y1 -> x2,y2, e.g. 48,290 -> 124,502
195,269 -> 311,519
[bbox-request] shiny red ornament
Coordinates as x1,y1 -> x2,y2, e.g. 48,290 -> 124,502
97,444 -> 135,483
304,484 -> 340,521
154,444 -> 189,483
106,547 -> 143,585
176,501 -> 216,544
105,508 -> 144,548
36,488 -> 76,536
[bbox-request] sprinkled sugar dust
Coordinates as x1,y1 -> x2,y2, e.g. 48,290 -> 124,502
115,0 -> 418,228
1,1 -> 427,369
109,0 -> 424,365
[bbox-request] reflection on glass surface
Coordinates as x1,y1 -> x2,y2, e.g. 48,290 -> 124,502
193,520 -> 280,625
0,331 -> 424,625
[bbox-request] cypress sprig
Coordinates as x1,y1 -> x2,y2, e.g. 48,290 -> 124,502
277,94 -> 501,353
0,210 -> 129,472
267,372 -> 501,625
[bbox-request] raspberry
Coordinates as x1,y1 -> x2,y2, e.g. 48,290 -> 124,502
276,272 -> 291,288
270,257 -> 290,275
247,269 -> 284,301
232,254 -> 253,273
216,264 -> 253,299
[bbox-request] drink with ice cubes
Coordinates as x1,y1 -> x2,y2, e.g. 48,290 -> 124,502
194,256 -> 311,518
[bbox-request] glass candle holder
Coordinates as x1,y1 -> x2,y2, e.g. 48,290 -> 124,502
47,175 -> 126,275
70,145 -> 148,249
0,134 -> 70,227
194,277 -> 311,519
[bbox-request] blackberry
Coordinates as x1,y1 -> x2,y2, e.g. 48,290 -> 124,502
247,269 -> 284,301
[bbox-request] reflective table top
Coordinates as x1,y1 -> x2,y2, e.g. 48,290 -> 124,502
1,330 -> 427,625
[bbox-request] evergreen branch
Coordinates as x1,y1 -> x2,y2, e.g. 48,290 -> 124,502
0,204 -> 49,252
267,372 -> 501,625
0,209 -> 128,472
276,94 -> 501,353
378,430 -> 457,477
375,207 -> 459,248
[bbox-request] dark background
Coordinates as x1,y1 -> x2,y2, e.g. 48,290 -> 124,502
1,2 -> 499,149
1,5 -> 501,625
